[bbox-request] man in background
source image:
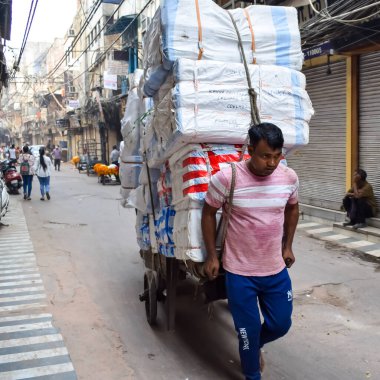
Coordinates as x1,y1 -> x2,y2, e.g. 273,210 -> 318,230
343,169 -> 376,229
52,145 -> 62,171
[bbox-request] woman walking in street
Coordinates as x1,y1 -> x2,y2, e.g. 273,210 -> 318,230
34,147 -> 52,201
18,145 -> 35,200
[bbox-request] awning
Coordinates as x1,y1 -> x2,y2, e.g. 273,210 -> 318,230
105,15 -> 136,36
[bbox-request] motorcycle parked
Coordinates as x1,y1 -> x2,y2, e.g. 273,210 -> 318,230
0,159 -> 23,194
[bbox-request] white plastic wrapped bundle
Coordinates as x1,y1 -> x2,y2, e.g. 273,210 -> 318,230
127,183 -> 159,214
156,206 -> 176,257
139,98 -> 155,156
129,69 -> 144,90
138,164 -> 161,186
136,211 -> 151,251
173,200 -> 222,262
143,1 -> 303,95
147,59 -> 313,165
121,88 -> 141,156
119,155 -> 143,191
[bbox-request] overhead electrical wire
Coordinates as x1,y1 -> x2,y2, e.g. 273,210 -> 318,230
50,0 -> 154,93
302,0 -> 380,49
14,0 -> 39,71
49,0 -> 128,83
308,0 -> 380,23
46,0 -> 103,79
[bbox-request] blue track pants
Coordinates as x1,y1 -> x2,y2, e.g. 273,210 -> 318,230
226,268 -> 293,380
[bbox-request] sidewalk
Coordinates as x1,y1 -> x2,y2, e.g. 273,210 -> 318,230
298,219 -> 380,258
0,198 -> 77,379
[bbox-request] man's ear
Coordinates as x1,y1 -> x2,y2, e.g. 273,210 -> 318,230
247,145 -> 254,157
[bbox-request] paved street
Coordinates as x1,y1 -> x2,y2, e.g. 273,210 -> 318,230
0,164 -> 379,380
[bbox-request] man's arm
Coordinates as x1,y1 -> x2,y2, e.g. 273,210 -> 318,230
201,202 -> 220,280
282,202 -> 299,268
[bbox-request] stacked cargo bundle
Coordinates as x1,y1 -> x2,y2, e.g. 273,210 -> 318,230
119,70 -> 155,207
126,0 -> 314,263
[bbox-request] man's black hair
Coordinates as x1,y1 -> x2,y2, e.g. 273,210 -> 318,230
248,123 -> 284,150
356,168 -> 367,181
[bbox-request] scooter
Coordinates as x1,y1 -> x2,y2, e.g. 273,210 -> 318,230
0,159 -> 23,194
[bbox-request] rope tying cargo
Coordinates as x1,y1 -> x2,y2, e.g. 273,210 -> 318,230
227,11 -> 261,161
243,8 -> 256,64
227,11 -> 261,127
195,0 -> 204,60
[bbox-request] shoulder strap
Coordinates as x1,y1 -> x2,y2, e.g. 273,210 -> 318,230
219,163 -> 237,260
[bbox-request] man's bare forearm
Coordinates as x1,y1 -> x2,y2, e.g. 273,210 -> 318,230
283,203 -> 299,249
201,203 -> 218,259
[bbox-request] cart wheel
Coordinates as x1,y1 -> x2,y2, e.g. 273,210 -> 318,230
143,271 -> 157,325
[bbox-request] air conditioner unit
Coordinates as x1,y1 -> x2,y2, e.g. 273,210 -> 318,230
68,86 -> 76,93
141,15 -> 151,34
68,29 -> 75,37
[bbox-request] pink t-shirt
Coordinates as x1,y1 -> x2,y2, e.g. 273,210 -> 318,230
205,161 -> 299,276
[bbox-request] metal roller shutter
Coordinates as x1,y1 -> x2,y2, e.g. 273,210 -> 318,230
359,51 -> 380,216
287,60 -> 347,210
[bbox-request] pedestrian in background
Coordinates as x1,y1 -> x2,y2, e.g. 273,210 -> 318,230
18,145 -> 35,200
34,147 -> 52,201
110,145 -> 120,166
8,144 -> 16,163
110,145 -> 120,182
52,145 -> 62,171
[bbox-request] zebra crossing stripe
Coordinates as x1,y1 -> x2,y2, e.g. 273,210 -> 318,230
0,269 -> 38,276
0,333 -> 63,349
0,264 -> 38,270
0,254 -> 35,259
0,303 -> 48,312
0,294 -> 46,303
0,274 -> 41,281
0,287 -> 44,295
0,347 -> 69,364
0,362 -> 75,379
0,280 -> 43,287
0,258 -> 36,264
0,314 -> 52,323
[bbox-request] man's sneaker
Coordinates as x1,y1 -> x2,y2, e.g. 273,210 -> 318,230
46,192 -> 50,200
40,197 -> 45,201
27,197 -> 31,200
23,193 -> 27,200
343,220 -> 354,227
353,223 -> 367,229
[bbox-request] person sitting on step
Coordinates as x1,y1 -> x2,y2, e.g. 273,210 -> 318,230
342,169 -> 376,229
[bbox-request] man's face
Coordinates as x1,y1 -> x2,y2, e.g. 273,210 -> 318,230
248,139 -> 282,176
353,171 -> 361,183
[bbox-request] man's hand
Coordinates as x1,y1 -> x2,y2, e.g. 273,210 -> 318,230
282,247 -> 295,268
204,256 -> 220,280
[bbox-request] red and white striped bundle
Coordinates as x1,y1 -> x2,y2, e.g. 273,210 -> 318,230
169,144 -> 250,203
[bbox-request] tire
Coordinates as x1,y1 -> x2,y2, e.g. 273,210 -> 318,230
144,271 -> 157,325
